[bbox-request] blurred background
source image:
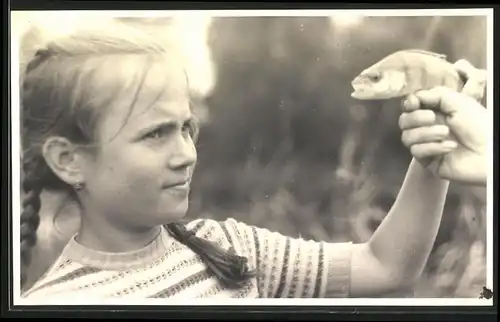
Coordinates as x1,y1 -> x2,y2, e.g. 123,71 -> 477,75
14,12 -> 488,298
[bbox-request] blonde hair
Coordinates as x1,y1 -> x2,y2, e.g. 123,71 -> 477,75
20,19 -> 253,291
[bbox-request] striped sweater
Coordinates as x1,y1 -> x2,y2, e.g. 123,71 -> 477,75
22,218 -> 352,301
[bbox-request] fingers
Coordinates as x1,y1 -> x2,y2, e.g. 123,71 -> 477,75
402,94 -> 420,113
410,141 -> 457,159
454,59 -> 487,102
398,109 -> 436,130
401,125 -> 450,147
403,59 -> 487,113
413,86 -> 470,115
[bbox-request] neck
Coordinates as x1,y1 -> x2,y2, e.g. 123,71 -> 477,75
76,211 -> 162,254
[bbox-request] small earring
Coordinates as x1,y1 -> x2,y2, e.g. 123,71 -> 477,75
74,180 -> 84,191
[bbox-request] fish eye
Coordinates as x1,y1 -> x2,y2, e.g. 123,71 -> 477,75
368,73 -> 382,82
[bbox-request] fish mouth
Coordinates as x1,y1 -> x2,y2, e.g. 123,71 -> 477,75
350,88 -> 376,100
351,80 -> 374,100
351,82 -> 393,100
351,90 -> 395,100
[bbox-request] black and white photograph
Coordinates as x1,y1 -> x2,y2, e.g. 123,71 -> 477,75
9,8 -> 494,308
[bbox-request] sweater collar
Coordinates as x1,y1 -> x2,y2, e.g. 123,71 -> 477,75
62,225 -> 175,270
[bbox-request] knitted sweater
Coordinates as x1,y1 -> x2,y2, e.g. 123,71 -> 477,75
21,218 -> 352,301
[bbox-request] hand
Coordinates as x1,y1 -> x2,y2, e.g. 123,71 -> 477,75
398,60 -> 489,186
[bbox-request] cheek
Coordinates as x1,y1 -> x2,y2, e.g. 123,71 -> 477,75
88,144 -> 165,196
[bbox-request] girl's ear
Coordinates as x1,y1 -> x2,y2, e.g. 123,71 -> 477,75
41,136 -> 86,186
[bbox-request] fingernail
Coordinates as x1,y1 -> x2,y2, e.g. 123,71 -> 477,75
436,125 -> 449,133
403,95 -> 419,111
442,141 -> 458,149
402,99 -> 410,110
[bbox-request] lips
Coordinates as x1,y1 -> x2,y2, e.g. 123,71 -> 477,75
163,180 -> 190,189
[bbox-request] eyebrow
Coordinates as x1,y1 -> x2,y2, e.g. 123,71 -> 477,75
134,116 -> 195,138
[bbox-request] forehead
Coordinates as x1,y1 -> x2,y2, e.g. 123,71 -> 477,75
94,54 -> 191,138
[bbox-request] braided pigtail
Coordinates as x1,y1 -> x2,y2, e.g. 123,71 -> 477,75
165,222 -> 255,289
20,156 -> 45,289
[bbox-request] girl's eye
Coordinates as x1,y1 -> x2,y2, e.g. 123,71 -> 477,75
145,128 -> 168,140
182,122 -> 195,137
182,124 -> 191,135
143,122 -> 195,142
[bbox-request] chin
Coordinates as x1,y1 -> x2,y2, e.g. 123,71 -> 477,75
167,209 -> 188,222
161,199 -> 189,222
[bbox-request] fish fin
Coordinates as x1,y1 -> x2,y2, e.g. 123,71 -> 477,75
401,49 -> 447,60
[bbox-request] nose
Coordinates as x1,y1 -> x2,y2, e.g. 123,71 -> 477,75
168,134 -> 197,170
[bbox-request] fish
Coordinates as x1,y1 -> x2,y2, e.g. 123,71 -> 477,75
350,49 -> 468,145
350,49 -> 465,100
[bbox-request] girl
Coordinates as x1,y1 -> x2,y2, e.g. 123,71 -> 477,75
18,20 -> 486,301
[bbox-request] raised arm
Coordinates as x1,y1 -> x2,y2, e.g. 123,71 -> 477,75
347,59 -> 489,297
213,60 -> 488,298
218,184 -> 447,300
348,159 -> 449,297
217,166 -> 443,299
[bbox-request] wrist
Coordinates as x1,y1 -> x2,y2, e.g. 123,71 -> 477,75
413,157 -> 450,183
409,158 -> 450,187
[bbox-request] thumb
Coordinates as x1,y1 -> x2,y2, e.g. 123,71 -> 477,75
414,86 -> 475,116
414,87 -> 484,148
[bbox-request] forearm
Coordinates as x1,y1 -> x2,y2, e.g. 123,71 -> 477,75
367,158 -> 449,285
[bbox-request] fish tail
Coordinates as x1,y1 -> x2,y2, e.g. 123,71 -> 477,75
441,69 -> 464,92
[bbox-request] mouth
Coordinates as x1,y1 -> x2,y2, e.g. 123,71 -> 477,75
163,180 -> 190,190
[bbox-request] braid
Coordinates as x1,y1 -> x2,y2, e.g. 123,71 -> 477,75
165,223 -> 255,289
20,156 -> 45,289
